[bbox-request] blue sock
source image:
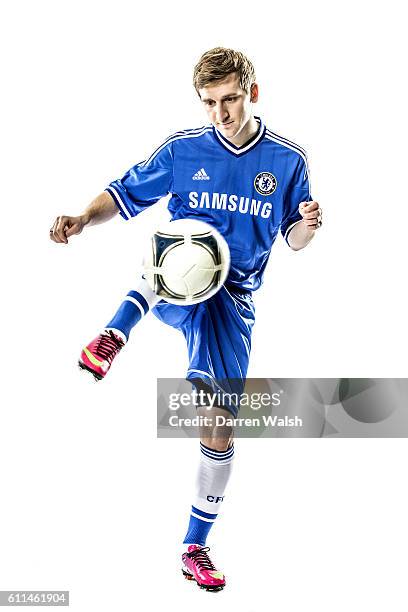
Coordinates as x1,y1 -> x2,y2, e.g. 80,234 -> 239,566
105,279 -> 159,340
183,506 -> 219,547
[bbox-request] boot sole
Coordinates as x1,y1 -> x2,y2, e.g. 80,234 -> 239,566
78,361 -> 103,381
181,569 -> 225,592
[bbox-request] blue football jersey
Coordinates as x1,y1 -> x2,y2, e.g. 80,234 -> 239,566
106,117 -> 311,292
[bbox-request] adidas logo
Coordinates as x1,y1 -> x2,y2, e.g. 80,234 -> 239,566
192,168 -> 210,180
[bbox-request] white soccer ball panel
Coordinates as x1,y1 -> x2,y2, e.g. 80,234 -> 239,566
160,243 -> 216,297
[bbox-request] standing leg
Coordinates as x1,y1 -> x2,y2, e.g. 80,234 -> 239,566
179,287 -> 255,590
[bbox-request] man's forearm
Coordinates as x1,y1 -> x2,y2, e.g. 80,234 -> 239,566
287,220 -> 315,251
81,191 -> 119,227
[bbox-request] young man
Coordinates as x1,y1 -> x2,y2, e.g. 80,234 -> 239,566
50,47 -> 322,591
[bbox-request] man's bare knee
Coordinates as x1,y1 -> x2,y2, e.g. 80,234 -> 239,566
201,436 -> 233,452
198,405 -> 234,451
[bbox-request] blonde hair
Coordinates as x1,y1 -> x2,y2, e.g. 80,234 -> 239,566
193,47 -> 256,94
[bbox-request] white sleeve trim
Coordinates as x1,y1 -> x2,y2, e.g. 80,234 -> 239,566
284,219 -> 303,242
106,186 -> 131,220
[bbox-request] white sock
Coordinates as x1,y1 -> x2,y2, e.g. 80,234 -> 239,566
183,443 -> 234,545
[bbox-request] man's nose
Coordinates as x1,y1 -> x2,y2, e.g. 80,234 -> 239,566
215,102 -> 229,123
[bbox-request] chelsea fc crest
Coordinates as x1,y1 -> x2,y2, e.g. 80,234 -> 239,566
254,172 -> 277,196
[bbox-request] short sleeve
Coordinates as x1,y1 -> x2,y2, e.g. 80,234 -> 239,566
280,153 -> 311,243
106,140 -> 174,220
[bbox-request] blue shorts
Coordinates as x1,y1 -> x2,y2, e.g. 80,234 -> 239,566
152,285 -> 255,417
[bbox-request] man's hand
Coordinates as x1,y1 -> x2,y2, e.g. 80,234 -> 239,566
299,201 -> 322,230
49,215 -> 86,244
286,200 -> 323,250
49,191 -> 118,245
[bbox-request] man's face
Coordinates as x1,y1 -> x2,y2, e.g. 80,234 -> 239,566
198,72 -> 258,141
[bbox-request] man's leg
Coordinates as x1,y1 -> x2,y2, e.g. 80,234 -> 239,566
179,287 -> 254,590
78,277 -> 159,380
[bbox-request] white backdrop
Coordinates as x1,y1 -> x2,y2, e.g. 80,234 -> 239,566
1,0 -> 407,610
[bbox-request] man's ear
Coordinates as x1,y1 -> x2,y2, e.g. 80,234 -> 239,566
250,83 -> 259,103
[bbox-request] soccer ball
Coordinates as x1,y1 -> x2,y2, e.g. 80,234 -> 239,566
143,219 -> 230,305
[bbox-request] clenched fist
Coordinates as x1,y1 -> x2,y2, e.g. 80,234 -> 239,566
49,215 -> 86,244
299,201 -> 322,230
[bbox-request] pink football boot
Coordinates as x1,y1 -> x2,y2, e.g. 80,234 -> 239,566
182,545 -> 226,591
78,330 -> 125,381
